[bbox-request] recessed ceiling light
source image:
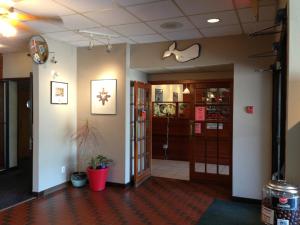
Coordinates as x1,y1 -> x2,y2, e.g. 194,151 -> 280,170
160,21 -> 183,30
207,18 -> 220,24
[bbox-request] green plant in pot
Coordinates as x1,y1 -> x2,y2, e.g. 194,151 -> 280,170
87,155 -> 112,191
70,120 -> 100,188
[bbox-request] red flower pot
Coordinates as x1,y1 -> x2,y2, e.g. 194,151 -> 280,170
87,167 -> 109,191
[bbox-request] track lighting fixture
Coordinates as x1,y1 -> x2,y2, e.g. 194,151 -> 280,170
77,30 -> 118,52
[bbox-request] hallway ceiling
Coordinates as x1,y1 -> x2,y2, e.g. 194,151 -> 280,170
0,0 -> 277,53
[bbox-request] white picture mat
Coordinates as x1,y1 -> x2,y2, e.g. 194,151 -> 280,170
51,82 -> 68,104
91,79 -> 117,114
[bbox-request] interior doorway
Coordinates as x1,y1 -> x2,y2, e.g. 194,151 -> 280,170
0,77 -> 33,210
151,83 -> 190,181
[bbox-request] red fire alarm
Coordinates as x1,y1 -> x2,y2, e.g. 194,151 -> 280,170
246,106 -> 254,114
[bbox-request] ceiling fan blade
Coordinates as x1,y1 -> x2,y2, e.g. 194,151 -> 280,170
250,0 -> 259,21
22,14 -> 63,24
12,7 -> 63,24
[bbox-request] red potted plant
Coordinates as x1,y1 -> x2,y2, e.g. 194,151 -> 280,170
87,155 -> 112,191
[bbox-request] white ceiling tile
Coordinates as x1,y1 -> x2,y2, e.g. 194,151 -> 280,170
84,8 -> 139,26
61,14 -> 99,30
127,0 -> 183,21
15,0 -> 74,16
238,5 -> 276,23
201,25 -> 242,37
70,40 -> 104,47
259,0 -> 277,6
130,34 -> 167,43
23,20 -> 66,33
45,31 -> 87,42
234,0 -> 276,8
234,0 -> 252,8
110,23 -> 155,36
54,0 -> 115,13
115,0 -> 159,6
238,8 -> 256,23
163,29 -> 202,41
242,21 -> 275,34
259,5 -> 276,21
147,17 -> 195,33
81,27 -> 120,37
95,36 -> 136,44
175,0 -> 233,15
190,11 -> 239,29
109,37 -> 136,44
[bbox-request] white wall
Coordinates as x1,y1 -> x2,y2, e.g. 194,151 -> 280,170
32,37 -> 77,192
3,52 -> 32,78
233,63 -> 272,198
286,0 -> 300,186
130,35 -> 273,199
77,44 -> 128,184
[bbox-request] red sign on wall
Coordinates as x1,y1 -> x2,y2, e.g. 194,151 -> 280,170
195,106 -> 205,121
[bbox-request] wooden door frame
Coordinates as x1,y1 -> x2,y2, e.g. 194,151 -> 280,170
133,81 -> 152,187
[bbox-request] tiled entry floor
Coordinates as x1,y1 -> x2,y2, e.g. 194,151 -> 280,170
0,177 -> 230,225
151,159 -> 189,180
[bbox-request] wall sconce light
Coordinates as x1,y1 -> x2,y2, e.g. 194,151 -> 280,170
183,83 -> 190,94
51,70 -> 59,79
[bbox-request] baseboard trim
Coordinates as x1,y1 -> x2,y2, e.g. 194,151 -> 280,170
232,196 -> 261,204
33,180 -> 131,198
33,181 -> 70,198
0,166 -> 18,174
106,181 -> 133,188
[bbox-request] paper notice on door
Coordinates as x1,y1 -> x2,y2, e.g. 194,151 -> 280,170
261,206 -> 274,225
195,106 -> 205,121
195,123 -> 201,134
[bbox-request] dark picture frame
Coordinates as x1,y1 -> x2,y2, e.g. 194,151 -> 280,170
50,81 -> 68,104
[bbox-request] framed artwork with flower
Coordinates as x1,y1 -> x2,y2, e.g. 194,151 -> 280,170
91,79 -> 117,115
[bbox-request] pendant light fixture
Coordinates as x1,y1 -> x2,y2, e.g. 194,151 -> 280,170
183,83 -> 190,94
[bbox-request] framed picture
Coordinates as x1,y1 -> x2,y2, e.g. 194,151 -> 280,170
155,88 -> 163,102
91,79 -> 117,115
51,81 -> 68,104
173,92 -> 178,102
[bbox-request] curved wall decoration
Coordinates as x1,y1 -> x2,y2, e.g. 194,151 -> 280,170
29,35 -> 49,64
163,42 -> 201,63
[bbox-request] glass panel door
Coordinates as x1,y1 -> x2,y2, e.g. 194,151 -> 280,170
191,82 -> 233,186
133,81 -> 152,187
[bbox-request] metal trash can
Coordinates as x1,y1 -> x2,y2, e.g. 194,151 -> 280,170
262,180 -> 300,225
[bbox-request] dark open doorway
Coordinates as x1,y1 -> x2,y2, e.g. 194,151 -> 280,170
0,76 -> 34,210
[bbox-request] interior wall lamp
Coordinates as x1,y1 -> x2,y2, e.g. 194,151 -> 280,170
51,70 -> 59,79
183,83 -> 190,94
